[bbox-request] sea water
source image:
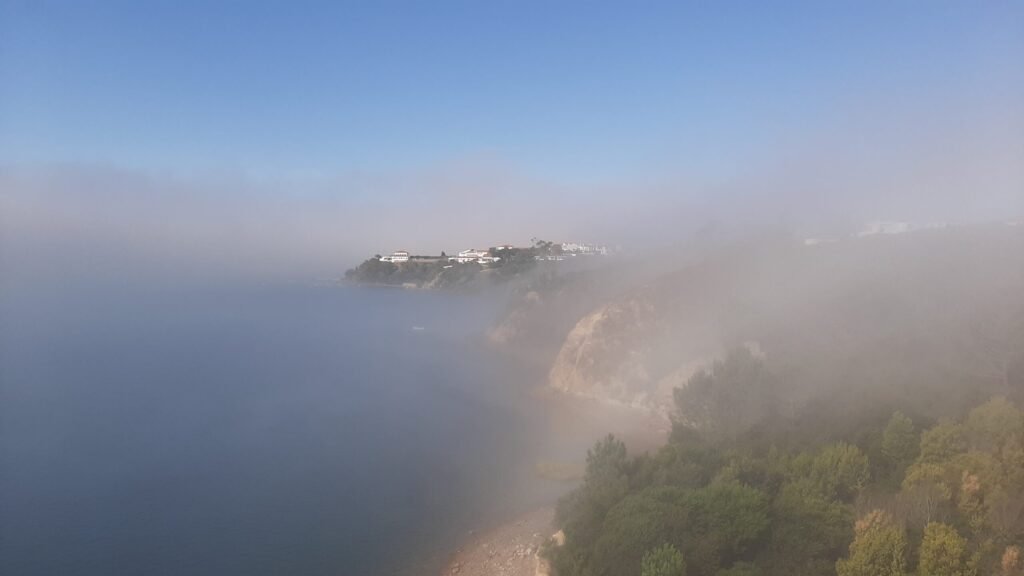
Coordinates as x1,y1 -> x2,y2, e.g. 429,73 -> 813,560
0,283 -> 563,575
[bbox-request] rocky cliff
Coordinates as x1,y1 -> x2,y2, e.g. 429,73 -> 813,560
547,297 -> 706,409
545,278 -> 725,410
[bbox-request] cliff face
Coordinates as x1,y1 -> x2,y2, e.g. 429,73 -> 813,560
546,293 -> 721,409
548,299 -> 650,400
548,298 -> 660,405
486,261 -> 665,371
543,245 -> 749,409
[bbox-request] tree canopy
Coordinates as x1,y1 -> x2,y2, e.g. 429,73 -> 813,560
641,543 -> 686,576
545,347 -> 1024,576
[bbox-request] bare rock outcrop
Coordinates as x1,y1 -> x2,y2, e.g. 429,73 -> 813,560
548,298 -> 662,406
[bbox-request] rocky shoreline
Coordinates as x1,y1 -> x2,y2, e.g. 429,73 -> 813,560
438,393 -> 670,576
442,507 -> 556,576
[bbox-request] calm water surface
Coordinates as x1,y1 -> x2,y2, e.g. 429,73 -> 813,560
1,284 -> 563,575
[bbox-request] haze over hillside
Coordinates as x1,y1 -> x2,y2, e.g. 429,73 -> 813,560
543,226 -> 1024,413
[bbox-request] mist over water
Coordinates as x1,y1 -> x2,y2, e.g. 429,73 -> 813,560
0,282 -> 565,576
3,4 -> 1023,575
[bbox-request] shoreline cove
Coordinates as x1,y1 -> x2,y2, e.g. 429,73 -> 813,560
435,389 -> 672,576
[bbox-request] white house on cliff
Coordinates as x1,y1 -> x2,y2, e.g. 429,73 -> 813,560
379,250 -> 410,263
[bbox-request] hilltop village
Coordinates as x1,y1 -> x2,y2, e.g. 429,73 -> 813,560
343,220 -> 1021,290
343,240 -> 610,288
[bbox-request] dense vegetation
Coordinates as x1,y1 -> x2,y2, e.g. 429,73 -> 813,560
545,347 -> 1024,576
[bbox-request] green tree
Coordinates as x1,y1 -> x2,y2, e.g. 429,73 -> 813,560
586,434 -> 626,471
965,397 -> 1024,453
918,422 -> 967,465
918,522 -> 972,576
688,481 -> 770,560
762,480 -> 853,576
589,487 -> 690,576
589,482 -> 768,576
674,348 -> 781,441
882,411 -> 919,478
805,443 -> 870,502
583,434 -> 630,501
551,435 -> 633,575
836,510 -> 908,576
641,543 -> 687,576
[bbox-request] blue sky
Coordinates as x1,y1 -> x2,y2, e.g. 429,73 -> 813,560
3,1 -> 1021,184
1,2 -> 1022,279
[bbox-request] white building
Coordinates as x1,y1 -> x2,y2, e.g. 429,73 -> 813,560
857,221 -> 911,237
449,249 -> 490,263
560,242 -> 609,255
856,221 -> 948,238
379,250 -> 410,263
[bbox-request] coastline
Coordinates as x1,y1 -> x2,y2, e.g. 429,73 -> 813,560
441,507 -> 556,576
439,391 -> 671,576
